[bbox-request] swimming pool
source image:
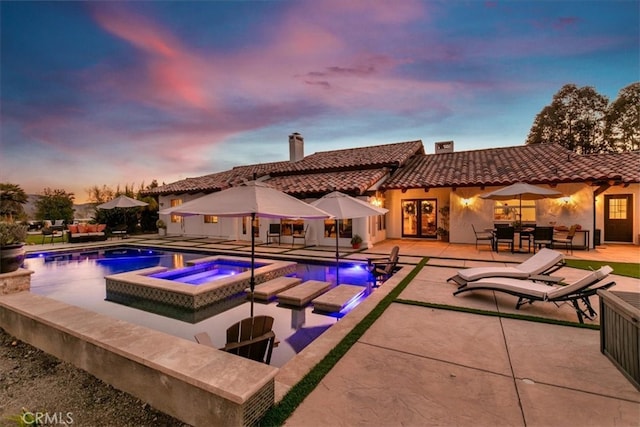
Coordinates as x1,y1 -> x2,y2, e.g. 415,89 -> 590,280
24,246 -> 371,367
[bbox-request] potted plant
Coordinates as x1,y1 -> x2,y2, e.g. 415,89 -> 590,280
156,219 -> 167,236
436,206 -> 450,242
350,234 -> 363,249
0,222 -> 27,273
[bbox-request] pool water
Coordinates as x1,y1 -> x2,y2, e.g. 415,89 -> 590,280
148,259 -> 268,285
24,247 -> 372,367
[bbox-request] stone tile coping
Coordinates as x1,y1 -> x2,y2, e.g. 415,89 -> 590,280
277,280 -> 331,307
248,277 -> 302,301
106,255 -> 297,298
0,292 -> 278,426
312,284 -> 366,313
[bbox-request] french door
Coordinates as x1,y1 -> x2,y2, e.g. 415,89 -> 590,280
402,199 -> 437,238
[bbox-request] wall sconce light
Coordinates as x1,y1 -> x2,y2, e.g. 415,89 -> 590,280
560,196 -> 571,205
369,196 -> 384,208
461,198 -> 472,208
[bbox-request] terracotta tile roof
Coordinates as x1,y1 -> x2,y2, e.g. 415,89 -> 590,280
145,140 -> 423,196
265,168 -> 390,198
581,151 -> 640,184
382,144 -> 640,190
270,140 -> 424,174
145,140 -> 637,197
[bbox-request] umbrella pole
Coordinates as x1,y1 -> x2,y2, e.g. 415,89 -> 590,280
250,213 -> 256,317
335,219 -> 339,285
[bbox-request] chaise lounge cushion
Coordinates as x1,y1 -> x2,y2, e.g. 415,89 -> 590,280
455,248 -> 564,282
469,265 -> 613,301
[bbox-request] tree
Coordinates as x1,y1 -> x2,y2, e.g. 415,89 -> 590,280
0,182 -> 28,221
85,185 -> 115,204
605,82 -> 640,152
526,84 -> 609,154
35,188 -> 75,223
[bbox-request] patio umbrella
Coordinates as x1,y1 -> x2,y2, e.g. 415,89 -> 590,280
310,191 -> 388,284
159,180 -> 331,316
479,182 -> 562,221
97,195 -> 148,229
96,195 -> 149,209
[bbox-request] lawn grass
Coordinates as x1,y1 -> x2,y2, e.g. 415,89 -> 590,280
25,233 -> 66,245
565,259 -> 640,279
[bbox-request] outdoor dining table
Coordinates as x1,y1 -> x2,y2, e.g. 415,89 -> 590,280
485,227 -> 535,253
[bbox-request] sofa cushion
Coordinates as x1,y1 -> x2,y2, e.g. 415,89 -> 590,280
68,225 -> 79,233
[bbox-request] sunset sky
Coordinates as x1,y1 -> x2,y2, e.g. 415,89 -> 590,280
1,1 -> 638,203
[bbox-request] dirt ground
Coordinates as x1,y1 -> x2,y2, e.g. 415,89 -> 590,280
0,328 -> 189,427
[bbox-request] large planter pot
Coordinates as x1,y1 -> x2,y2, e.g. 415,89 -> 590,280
0,244 -> 26,273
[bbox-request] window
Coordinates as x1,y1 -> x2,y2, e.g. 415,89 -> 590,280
323,219 -> 352,238
281,219 -> 304,236
608,198 -> 627,219
203,215 -> 218,223
493,199 -> 536,222
242,216 -> 259,237
170,199 -> 182,223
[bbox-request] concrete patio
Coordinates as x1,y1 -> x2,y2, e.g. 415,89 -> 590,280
20,236 -> 640,426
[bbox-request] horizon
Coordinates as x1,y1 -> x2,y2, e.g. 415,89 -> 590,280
1,1 -> 638,203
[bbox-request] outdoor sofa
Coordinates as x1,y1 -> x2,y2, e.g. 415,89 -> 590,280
67,224 -> 108,243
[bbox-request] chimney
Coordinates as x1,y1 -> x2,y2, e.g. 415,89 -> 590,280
289,132 -> 304,162
435,140 -> 454,154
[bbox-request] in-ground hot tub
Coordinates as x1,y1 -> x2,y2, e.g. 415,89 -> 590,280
105,255 -> 297,320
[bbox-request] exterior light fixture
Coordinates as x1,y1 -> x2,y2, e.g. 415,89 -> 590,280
461,198 -> 471,207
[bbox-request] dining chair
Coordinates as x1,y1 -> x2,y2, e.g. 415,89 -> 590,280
471,224 -> 494,250
291,224 -> 309,247
494,226 -> 515,253
553,224 -> 578,254
532,226 -> 554,253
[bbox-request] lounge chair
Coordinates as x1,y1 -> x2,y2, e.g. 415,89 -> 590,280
453,266 -> 615,323
367,246 -> 400,284
194,315 -> 278,365
448,248 -> 565,287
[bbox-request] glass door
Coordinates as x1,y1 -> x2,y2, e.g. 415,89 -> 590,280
402,199 -> 437,238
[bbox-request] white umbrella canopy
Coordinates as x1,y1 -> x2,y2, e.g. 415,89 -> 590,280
159,180 -> 331,219
310,191 -> 388,284
479,182 -> 563,201
96,195 -> 148,209
159,180 -> 332,316
310,191 -> 388,219
480,182 -> 563,224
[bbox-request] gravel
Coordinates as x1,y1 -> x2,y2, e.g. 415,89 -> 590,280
0,328 -> 189,427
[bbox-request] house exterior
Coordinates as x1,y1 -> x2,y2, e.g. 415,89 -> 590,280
144,134 -> 639,249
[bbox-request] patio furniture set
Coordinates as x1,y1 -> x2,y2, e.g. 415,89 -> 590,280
473,224 -> 581,254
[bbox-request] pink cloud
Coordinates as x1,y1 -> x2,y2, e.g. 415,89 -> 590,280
90,4 -> 214,111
